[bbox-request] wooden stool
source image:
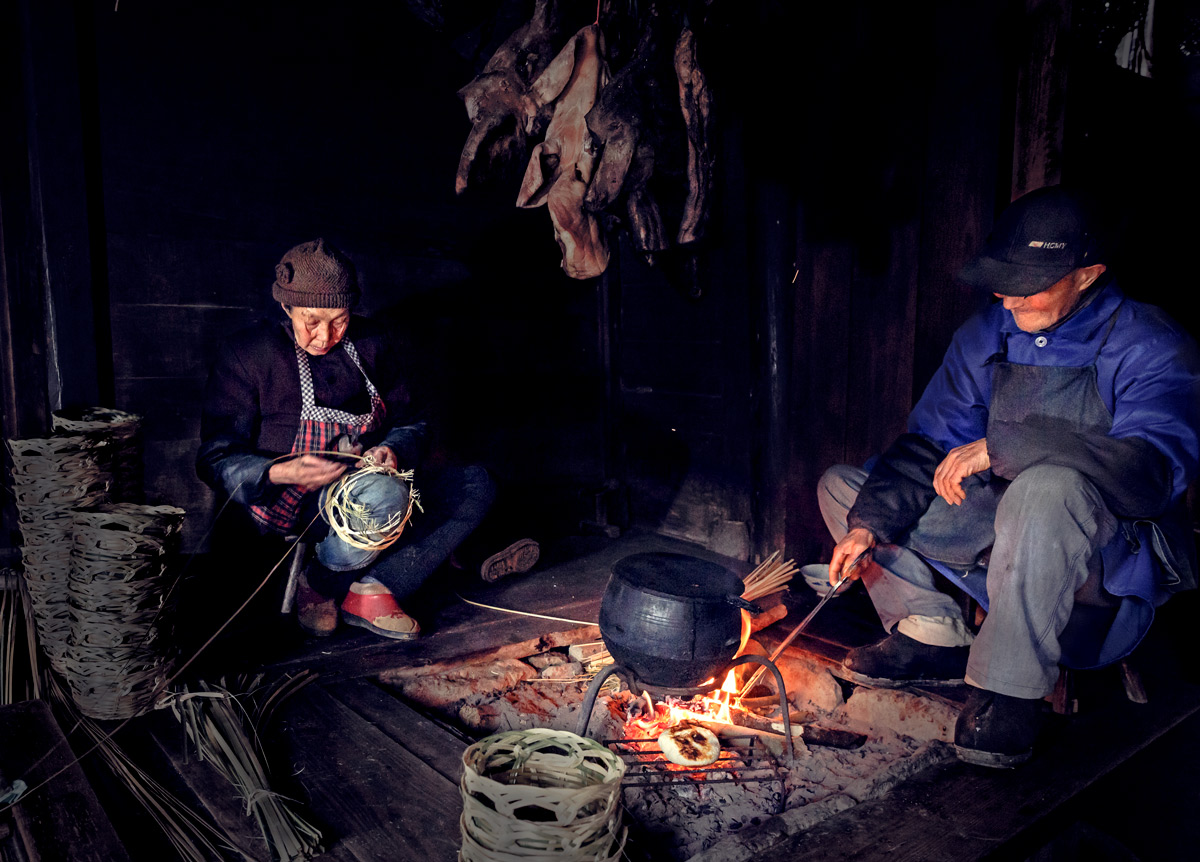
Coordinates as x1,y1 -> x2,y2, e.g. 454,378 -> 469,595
279,538 -> 310,614
1050,659 -> 1148,715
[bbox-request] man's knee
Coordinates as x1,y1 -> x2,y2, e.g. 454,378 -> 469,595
818,464 -> 864,510
1000,464 -> 1104,517
818,464 -> 866,539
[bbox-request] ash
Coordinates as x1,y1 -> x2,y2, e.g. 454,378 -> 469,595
381,643 -> 957,860
620,761 -> 785,860
616,730 -> 927,860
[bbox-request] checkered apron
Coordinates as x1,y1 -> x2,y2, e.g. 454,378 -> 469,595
249,339 -> 385,534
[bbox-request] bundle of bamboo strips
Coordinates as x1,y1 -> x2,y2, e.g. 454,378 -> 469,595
167,675 -> 324,861
47,675 -> 240,862
739,551 -> 797,602
2,570 -> 41,705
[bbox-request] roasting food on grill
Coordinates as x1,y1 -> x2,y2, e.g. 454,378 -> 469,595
658,720 -> 721,767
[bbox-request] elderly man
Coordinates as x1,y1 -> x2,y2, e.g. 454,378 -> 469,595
818,186 -> 1200,767
197,239 -> 538,640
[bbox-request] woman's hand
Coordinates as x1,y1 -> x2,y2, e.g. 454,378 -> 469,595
268,454 -> 347,492
829,527 -> 876,585
933,438 -> 990,506
361,445 -> 398,470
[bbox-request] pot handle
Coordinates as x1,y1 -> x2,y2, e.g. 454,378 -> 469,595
726,594 -> 763,615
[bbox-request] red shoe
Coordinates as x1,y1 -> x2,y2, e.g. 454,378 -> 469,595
340,582 -> 421,640
480,539 -> 540,583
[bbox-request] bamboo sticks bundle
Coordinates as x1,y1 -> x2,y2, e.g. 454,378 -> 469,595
167,675 -> 325,861
47,676 -> 239,862
739,551 -> 797,602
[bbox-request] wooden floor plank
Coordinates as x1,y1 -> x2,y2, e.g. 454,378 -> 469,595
206,528 -> 748,682
137,708 -> 278,861
321,678 -> 468,784
749,674 -> 1200,861
274,684 -> 463,861
0,700 -> 130,862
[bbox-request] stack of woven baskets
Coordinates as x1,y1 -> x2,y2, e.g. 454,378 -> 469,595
6,433 -> 114,675
63,502 -> 185,719
4,408 -> 184,718
51,406 -> 145,503
459,729 -> 627,861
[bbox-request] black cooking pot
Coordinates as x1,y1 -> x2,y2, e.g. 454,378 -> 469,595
598,552 -> 754,688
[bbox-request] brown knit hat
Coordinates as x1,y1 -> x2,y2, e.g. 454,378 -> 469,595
272,238 -> 359,308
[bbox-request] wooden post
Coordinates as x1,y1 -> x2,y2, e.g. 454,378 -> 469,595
1012,0 -> 1073,199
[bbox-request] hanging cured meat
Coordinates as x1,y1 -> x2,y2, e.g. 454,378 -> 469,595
453,2 -> 716,281
454,0 -> 566,195
516,23 -> 611,279
674,24 -> 714,246
583,3 -> 681,262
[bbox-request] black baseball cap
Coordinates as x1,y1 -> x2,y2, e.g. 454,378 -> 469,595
959,185 -> 1101,297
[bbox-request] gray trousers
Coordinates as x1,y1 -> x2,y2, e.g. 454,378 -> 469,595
818,463 -> 1118,699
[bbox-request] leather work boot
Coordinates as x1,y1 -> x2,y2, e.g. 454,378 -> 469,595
480,538 -> 540,583
954,687 -> 1043,768
295,571 -> 338,637
838,631 -> 969,687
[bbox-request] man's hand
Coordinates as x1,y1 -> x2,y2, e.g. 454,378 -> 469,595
361,445 -> 398,470
829,527 -> 876,585
932,437 -> 990,506
268,454 -> 348,492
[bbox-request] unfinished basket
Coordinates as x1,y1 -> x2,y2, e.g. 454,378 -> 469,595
6,435 -> 113,674
62,503 -> 185,719
459,728 -> 626,862
52,406 -> 144,503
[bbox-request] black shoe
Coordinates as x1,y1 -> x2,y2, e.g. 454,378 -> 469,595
954,687 -> 1042,768
480,538 -> 540,583
838,631 -> 969,687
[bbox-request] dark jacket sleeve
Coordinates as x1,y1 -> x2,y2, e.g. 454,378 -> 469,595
195,342 -> 282,507
847,432 -> 946,543
988,418 -> 1173,519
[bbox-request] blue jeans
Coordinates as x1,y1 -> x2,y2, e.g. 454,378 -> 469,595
312,464 -> 497,601
818,463 -> 1118,699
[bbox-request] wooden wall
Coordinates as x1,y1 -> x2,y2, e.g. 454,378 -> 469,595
4,1 -> 1197,567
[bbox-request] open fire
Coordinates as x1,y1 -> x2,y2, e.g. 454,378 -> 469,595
623,670 -> 740,741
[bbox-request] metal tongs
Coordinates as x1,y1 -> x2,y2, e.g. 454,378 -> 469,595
736,548 -> 871,699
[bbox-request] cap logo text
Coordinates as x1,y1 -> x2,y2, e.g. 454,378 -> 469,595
1028,241 -> 1067,249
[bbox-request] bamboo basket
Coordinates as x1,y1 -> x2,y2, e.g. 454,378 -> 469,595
52,406 -> 144,503
62,503 -> 185,719
459,729 -> 626,862
6,435 -> 113,673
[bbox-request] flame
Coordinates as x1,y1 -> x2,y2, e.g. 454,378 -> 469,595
623,669 -> 742,740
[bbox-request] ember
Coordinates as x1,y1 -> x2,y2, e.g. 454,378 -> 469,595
623,671 -> 739,741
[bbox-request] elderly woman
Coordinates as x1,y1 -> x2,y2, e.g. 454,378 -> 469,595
197,239 -> 538,640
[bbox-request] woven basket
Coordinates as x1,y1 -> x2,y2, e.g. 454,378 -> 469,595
6,435 -> 113,674
459,729 -> 626,862
52,407 -> 144,503
63,503 -> 185,719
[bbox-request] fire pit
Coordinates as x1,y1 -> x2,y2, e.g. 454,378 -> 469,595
380,551 -> 960,860
576,552 -> 794,760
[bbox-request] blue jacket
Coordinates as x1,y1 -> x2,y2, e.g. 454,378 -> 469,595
849,281 -> 1200,602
